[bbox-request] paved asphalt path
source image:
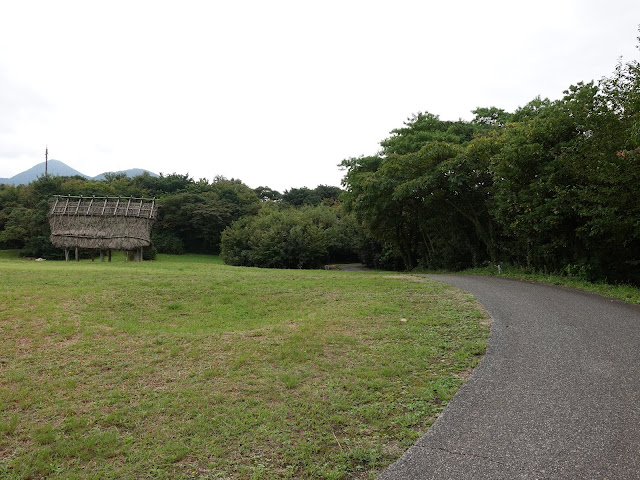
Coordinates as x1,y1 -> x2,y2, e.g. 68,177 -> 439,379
378,275 -> 640,479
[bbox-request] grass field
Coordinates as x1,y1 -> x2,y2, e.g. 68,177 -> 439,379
453,264 -> 640,305
0,251 -> 488,479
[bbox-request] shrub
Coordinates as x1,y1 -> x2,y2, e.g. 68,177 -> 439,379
143,246 -> 158,260
221,204 -> 359,269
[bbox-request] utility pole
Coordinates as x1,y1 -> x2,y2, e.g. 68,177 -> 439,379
45,146 -> 48,176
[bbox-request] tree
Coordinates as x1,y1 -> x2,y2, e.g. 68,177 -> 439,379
341,112 -> 497,270
282,187 -> 320,206
380,112 -> 474,155
472,107 -> 512,128
254,186 -> 282,202
153,177 -> 260,254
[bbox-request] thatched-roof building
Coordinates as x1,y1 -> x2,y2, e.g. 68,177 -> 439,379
49,195 -> 158,261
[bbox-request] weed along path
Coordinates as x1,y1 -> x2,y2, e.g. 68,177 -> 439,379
379,275 -> 640,480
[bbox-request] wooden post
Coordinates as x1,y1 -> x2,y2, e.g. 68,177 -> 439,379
64,249 -> 69,261
51,196 -> 60,213
91,250 -> 95,262
100,250 -> 105,262
139,246 -> 144,262
108,250 -> 112,262
75,247 -> 79,261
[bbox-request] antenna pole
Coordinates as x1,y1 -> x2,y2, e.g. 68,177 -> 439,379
45,146 -> 48,176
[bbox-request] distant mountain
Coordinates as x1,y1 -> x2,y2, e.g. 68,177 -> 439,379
92,168 -> 158,181
4,160 -> 88,185
0,160 -> 158,185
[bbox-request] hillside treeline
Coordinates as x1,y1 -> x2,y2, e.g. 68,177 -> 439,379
0,173 -> 357,266
341,54 -> 640,283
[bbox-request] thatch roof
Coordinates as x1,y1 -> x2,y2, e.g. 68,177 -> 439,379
49,195 -> 158,250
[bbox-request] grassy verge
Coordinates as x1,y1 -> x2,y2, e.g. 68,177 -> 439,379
0,252 -> 488,479
446,264 -> 640,305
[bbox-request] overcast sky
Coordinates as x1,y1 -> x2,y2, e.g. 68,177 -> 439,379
1,1 -> 638,191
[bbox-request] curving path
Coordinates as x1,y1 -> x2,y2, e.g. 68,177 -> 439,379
378,275 -> 640,479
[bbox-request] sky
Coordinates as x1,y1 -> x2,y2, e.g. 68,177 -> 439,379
0,1 -> 639,192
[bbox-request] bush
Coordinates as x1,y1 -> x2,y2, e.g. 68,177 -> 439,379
221,204 -> 359,269
143,246 -> 158,260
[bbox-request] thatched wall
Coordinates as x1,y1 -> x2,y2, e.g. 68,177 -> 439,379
49,195 -> 158,250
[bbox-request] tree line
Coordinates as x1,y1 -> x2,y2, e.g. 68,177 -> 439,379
0,173 -> 355,266
341,52 -> 640,284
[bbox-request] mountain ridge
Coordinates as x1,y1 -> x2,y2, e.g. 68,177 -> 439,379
0,160 -> 159,185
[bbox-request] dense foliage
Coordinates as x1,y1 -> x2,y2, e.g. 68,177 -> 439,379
220,200 -> 364,269
341,53 -> 640,283
0,173 -> 263,257
0,174 -> 356,267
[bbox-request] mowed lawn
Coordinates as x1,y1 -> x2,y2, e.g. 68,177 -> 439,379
0,251 -> 489,479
